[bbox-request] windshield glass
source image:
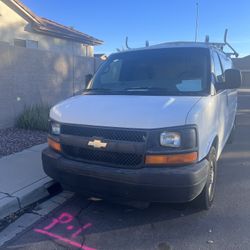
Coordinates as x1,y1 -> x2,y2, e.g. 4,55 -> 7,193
87,47 -> 210,96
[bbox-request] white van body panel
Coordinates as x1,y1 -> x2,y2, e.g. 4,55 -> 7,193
50,95 -> 201,129
186,96 -> 217,161
227,89 -> 238,130
49,44 -> 238,165
51,90 -> 237,162
186,89 -> 237,161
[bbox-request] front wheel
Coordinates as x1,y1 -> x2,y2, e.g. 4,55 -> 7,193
194,146 -> 217,210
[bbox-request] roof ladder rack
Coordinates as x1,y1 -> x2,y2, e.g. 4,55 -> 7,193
205,29 -> 239,57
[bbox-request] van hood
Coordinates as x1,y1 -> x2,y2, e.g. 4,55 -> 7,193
50,95 -> 201,129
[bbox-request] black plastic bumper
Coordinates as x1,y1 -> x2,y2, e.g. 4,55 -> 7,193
42,148 -> 209,203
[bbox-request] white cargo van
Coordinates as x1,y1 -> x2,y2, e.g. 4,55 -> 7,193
42,41 -> 241,209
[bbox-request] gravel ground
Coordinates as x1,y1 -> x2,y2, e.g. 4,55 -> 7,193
0,128 -> 47,158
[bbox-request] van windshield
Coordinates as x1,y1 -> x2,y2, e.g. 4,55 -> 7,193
86,47 -> 210,96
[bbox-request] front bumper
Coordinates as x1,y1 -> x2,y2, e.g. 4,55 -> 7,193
42,148 -> 209,203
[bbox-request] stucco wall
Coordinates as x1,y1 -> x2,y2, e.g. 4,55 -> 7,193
0,1 -> 93,56
0,42 -> 102,128
233,56 -> 250,88
240,71 -> 250,89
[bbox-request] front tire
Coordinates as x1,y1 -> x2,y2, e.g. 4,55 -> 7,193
194,146 -> 217,210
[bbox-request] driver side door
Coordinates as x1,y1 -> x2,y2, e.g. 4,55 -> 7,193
212,50 -> 230,149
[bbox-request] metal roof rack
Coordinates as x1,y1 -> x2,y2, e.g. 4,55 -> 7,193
205,29 -> 239,58
117,29 -> 239,57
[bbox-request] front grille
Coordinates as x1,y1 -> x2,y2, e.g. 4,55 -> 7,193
61,124 -> 147,142
62,145 -> 143,168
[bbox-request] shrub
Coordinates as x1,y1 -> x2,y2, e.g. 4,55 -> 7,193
16,105 -> 50,131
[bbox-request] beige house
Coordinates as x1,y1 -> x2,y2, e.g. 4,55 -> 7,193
0,0 -> 103,56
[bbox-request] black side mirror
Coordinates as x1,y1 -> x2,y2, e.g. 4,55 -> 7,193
85,74 -> 93,87
225,69 -> 242,89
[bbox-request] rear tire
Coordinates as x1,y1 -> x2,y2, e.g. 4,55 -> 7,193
194,146 -> 217,210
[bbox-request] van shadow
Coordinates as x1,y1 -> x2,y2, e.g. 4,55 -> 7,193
6,193 -> 205,250
32,195 -> 206,248
79,195 -> 201,233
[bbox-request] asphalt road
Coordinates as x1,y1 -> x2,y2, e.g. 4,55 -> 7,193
2,92 -> 250,250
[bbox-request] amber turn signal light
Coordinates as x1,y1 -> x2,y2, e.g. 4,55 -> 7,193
48,137 -> 61,152
145,152 -> 198,165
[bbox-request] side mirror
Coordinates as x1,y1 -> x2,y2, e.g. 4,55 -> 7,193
85,74 -> 93,86
225,69 -> 242,89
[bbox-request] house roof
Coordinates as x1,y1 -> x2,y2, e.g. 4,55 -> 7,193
3,0 -> 103,45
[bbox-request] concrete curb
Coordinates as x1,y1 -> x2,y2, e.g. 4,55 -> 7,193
0,178 -> 55,219
0,143 -> 54,220
0,191 -> 74,247
0,196 -> 19,220
14,177 -> 54,209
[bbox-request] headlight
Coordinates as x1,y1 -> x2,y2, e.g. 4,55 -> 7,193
160,132 -> 181,147
51,122 -> 60,135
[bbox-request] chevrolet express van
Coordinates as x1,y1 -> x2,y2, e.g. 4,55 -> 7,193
42,42 -> 241,209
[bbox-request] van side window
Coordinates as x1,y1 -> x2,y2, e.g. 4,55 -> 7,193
212,51 -> 223,82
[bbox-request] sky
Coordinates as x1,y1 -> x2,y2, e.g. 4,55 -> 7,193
22,0 -> 250,57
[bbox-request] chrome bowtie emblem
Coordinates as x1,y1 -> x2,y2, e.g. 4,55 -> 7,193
88,139 -> 107,149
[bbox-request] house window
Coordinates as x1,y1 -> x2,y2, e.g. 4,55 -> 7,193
81,45 -> 87,56
14,39 -> 26,47
86,46 -> 93,57
26,40 -> 38,49
14,39 -> 38,49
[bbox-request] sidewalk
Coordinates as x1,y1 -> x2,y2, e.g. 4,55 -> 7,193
0,143 -> 54,219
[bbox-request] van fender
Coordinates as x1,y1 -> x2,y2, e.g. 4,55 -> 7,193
205,134 -> 219,160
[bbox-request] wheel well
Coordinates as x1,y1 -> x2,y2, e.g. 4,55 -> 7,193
210,136 -> 219,157
206,136 -> 219,159
212,136 -> 218,150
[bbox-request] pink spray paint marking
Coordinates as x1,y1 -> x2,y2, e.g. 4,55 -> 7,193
43,212 -> 73,230
71,223 -> 92,238
67,225 -> 74,230
34,229 -> 95,250
34,212 -> 95,250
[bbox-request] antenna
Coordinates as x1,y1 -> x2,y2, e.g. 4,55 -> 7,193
195,0 -> 199,42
